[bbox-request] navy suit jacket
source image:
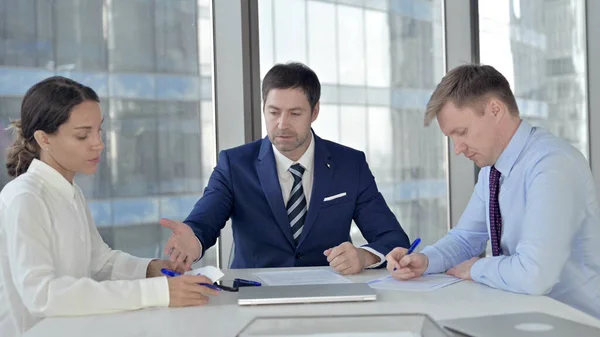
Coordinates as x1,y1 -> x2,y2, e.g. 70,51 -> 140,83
184,134 -> 410,268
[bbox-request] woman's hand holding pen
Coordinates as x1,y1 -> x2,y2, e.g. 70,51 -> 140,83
167,275 -> 220,307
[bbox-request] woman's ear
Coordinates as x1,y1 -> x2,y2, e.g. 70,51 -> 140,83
33,130 -> 50,151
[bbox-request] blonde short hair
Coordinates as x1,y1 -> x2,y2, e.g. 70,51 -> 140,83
424,64 -> 519,126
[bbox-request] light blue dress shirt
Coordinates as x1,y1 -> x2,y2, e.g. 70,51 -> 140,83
421,120 -> 600,319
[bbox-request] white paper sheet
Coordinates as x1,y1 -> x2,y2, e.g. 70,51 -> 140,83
254,269 -> 352,286
184,266 -> 225,282
367,274 -> 462,291
262,333 -> 421,337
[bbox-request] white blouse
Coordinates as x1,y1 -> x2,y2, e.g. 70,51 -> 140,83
0,159 -> 169,336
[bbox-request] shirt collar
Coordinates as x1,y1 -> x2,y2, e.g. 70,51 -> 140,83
493,119 -> 533,177
272,131 -> 315,176
27,159 -> 76,202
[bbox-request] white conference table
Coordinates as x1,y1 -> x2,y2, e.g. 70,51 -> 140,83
25,267 -> 600,337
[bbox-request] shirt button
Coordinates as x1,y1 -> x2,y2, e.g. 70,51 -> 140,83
295,254 -> 302,260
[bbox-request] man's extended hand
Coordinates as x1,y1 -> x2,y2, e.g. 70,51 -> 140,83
324,242 -> 377,275
146,259 -> 185,278
160,218 -> 202,270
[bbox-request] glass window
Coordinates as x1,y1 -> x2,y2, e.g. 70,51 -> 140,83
154,0 -> 199,75
307,1 -> 338,84
312,104 -> 340,143
367,107 -> 393,182
157,102 -> 206,195
258,0 -> 275,79
0,0 -> 216,266
109,0 -> 156,73
259,0 -> 448,247
54,0 -> 107,72
337,5 -> 365,86
365,10 -> 391,87
0,0 -> 54,67
479,0 -> 588,157
273,0 -> 307,64
339,106 -> 367,151
109,100 -> 160,198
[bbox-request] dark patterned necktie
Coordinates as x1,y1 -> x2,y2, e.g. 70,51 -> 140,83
286,163 -> 307,245
489,166 -> 503,256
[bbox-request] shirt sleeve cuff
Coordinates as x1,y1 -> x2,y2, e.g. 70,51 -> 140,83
359,246 -> 385,269
194,236 -> 203,263
140,276 -> 170,308
470,257 -> 487,283
421,246 -> 445,274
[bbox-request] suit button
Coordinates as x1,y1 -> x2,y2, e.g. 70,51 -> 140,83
296,254 -> 302,260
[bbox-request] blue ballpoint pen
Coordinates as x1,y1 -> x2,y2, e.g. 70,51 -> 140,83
160,268 -> 222,291
407,237 -> 421,255
394,237 -> 421,271
161,268 -> 181,277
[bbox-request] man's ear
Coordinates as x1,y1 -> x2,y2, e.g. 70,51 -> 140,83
486,99 -> 506,121
311,101 -> 320,122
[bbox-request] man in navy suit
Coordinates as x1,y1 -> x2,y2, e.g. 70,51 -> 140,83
161,62 -> 410,274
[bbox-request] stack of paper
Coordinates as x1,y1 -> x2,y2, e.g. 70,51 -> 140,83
367,274 -> 462,291
254,269 -> 352,286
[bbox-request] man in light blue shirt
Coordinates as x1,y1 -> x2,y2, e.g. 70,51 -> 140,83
386,64 -> 600,319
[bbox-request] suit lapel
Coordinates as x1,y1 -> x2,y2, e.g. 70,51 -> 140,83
256,137 -> 295,248
297,135 -> 333,247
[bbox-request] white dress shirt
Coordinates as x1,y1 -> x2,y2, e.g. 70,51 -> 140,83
0,159 -> 169,336
272,132 -> 316,207
272,132 -> 385,267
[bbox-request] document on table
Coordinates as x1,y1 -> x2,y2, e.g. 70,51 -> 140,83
184,266 -> 225,282
367,274 -> 462,291
254,269 -> 352,286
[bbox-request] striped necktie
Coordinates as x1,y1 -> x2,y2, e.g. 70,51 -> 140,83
287,163 -> 307,245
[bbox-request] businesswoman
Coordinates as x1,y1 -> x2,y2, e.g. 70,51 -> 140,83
0,77 -> 218,336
